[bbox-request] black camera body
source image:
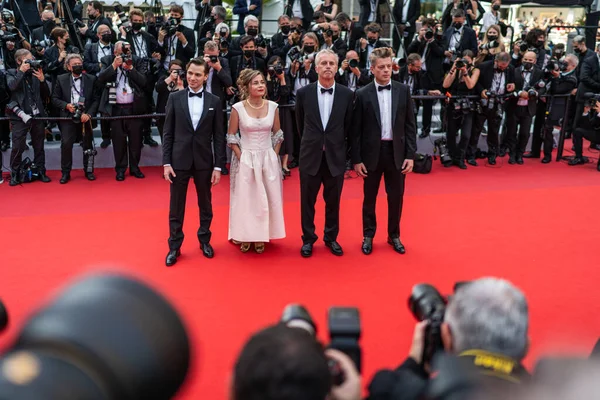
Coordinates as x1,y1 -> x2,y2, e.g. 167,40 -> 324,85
219,38 -> 229,49
455,58 -> 470,70
165,17 -> 181,36
72,97 -> 85,124
113,4 -> 131,31
348,59 -> 359,69
433,138 -> 452,165
268,65 -> 283,77
256,34 -> 269,48
25,59 -> 44,71
425,28 -> 434,40
0,30 -> 18,42
480,40 -> 499,51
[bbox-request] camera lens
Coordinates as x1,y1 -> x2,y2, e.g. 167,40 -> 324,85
408,284 -> 446,322
425,29 -> 434,40
348,59 -> 358,68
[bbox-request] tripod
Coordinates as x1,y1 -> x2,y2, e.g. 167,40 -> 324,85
57,0 -> 84,50
7,0 -> 32,39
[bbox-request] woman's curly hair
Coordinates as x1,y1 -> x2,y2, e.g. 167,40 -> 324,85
236,69 -> 266,100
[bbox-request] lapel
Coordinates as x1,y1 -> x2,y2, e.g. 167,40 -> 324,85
391,82 -> 400,129
369,82 -> 381,129
309,84 -> 325,131
195,94 -> 210,133
180,90 -> 193,130
325,86 -> 344,132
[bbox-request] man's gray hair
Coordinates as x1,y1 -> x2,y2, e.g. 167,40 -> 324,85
213,5 -> 226,21
244,15 -> 259,27
494,51 -> 511,63
215,22 -> 229,35
315,49 -> 338,66
445,277 -> 529,361
573,35 -> 586,44
65,53 -> 83,66
41,9 -> 55,19
565,53 -> 579,67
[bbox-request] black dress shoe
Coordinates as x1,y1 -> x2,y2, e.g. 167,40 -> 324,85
116,172 -> 125,181
568,157 -> 585,166
130,169 -> 145,179
523,153 -> 539,159
85,172 -> 96,181
541,156 -> 551,164
362,237 -> 373,255
300,243 -> 313,257
488,155 -> 497,165
143,136 -> 159,147
508,155 -> 516,165
466,158 -> 478,166
39,173 -> 51,183
0,142 -> 8,152
100,139 -> 111,149
200,243 -> 214,258
516,154 -> 524,165
324,240 -> 343,256
166,249 -> 181,266
59,172 -> 70,184
387,237 -> 406,254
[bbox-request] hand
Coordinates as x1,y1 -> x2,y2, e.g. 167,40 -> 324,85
79,25 -> 88,35
257,47 -> 268,57
303,58 -> 312,71
595,102 -> 600,114
408,320 -> 428,365
6,41 -> 14,51
59,50 -> 67,62
66,104 -> 76,113
401,159 -> 414,174
19,62 -> 31,73
444,51 -> 453,58
428,90 -> 442,96
158,29 -> 167,42
234,149 -> 242,160
164,165 -> 176,183
519,91 -> 529,99
211,170 -> 221,185
481,90 -> 488,99
176,31 -> 186,44
354,163 -> 367,178
571,88 -> 578,96
325,349 -> 361,400
506,83 -> 515,92
249,4 -> 257,10
341,59 -> 349,71
226,87 -> 236,96
119,26 -> 127,36
152,52 -> 162,61
112,55 -> 124,69
359,38 -> 367,49
32,68 -> 44,82
81,113 -> 91,123
351,67 -> 361,77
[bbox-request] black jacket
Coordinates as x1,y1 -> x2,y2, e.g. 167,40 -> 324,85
6,68 -> 50,119
83,42 -> 114,76
576,52 -> 600,103
51,72 -> 101,118
474,60 -> 515,96
407,37 -> 446,89
97,54 -> 148,115
443,26 -> 478,57
546,72 -> 578,121
507,65 -> 545,116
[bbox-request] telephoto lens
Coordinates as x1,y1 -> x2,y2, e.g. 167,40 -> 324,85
0,299 -> 7,333
0,273 -> 191,400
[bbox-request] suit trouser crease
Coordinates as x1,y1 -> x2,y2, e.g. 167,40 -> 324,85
506,107 -> 533,155
447,110 -> 473,159
60,121 -> 93,172
10,120 -> 45,171
111,105 -> 143,172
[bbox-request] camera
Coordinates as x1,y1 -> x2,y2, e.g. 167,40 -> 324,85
393,57 -> 406,68
455,58 -> 470,69
83,147 -> 98,173
73,18 -> 86,29
106,82 -> 117,105
526,80 -> 546,97
288,46 -> 302,63
518,41 -> 529,53
25,59 -> 44,71
165,17 -> 180,36
409,284 -> 447,365
281,304 -> 361,386
425,28 -> 434,40
120,47 -> 133,66
268,65 -> 283,76
32,38 -> 53,50
219,27 -> 228,37
480,40 -> 499,50
348,58 -> 359,69
433,138 -> 452,165
72,97 -> 85,123
584,93 -> 600,107
113,4 -> 131,31
6,101 -> 32,123
256,34 -> 269,48
219,38 -> 229,49
208,55 -> 218,63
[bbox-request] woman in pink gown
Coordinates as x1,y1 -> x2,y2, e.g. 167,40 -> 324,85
227,69 -> 286,253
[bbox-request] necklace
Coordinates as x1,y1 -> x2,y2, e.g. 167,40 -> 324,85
246,99 -> 265,109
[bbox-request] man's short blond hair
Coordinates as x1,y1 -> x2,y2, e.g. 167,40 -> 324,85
369,47 -> 393,67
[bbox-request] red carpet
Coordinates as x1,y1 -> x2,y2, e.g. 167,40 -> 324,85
2,152 -> 600,399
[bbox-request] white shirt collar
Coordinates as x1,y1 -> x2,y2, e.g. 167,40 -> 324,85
189,87 -> 204,94
375,80 -> 392,89
317,81 -> 335,91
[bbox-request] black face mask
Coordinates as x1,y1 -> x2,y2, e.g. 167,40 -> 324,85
65,39 -> 71,47
453,22 -> 462,30
487,35 -> 497,41
368,38 -> 377,45
247,28 -> 258,37
522,62 -> 533,70
492,4 -> 500,10
101,33 -> 112,43
280,25 -> 290,34
574,47 -> 581,54
43,19 -> 55,32
304,45 -> 315,53
72,64 -> 83,75
243,49 -> 254,58
332,34 -> 339,41
537,40 -> 545,47
132,22 -> 143,31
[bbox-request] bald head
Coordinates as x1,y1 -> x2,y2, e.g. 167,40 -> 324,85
41,10 -> 55,21
522,51 -> 537,64
346,50 -> 359,61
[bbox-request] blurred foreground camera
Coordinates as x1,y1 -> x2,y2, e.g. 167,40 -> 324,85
25,59 -> 44,71
348,59 -> 359,69
0,273 -> 191,400
409,284 -> 447,365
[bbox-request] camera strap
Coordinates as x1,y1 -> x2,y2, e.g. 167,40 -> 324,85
133,33 -> 148,58
71,76 -> 83,104
458,350 -> 526,384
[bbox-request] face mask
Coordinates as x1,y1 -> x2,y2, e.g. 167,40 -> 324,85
88,12 -> 96,20
72,64 -> 83,75
65,39 -> 71,47
304,45 -> 315,53
453,22 -> 462,30
368,38 -> 377,45
332,34 -> 339,41
247,28 -> 258,37
101,33 -> 112,43
132,22 -> 143,31
574,47 -> 581,54
243,49 -> 254,58
537,40 -> 544,47
492,4 -> 500,10
487,35 -> 497,41
522,62 -> 533,70
281,25 -> 290,34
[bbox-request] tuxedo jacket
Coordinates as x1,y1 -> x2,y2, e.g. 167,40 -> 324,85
162,89 -> 226,171
295,82 -> 354,177
407,37 -> 446,89
51,73 -> 101,118
474,60 -> 515,96
443,26 -> 478,57
508,65 -> 545,116
82,16 -> 112,44
83,42 -> 114,75
6,69 -> 50,119
97,54 -> 148,115
577,52 -> 600,103
124,30 -> 162,59
392,0 -> 420,33
230,56 -> 266,88
351,81 -> 417,171
162,26 -> 196,67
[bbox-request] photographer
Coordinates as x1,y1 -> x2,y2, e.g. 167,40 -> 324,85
230,35 -> 266,89
230,16 -> 269,62
199,6 -> 227,56
233,0 -> 261,35
270,15 -> 301,66
320,21 -> 346,61
211,22 -> 232,61
194,1 -> 225,36
233,324 -> 360,400
6,49 -> 51,186
367,278 -> 530,400
155,60 -> 185,140
505,51 -> 544,165
539,55 -> 578,164
442,9 -> 478,69
286,32 -> 318,98
78,1 -> 112,46
569,100 -> 600,170
357,23 -> 386,69
30,10 -> 55,58
336,50 -> 370,91
474,25 -> 504,66
480,0 -> 502,36
51,54 -> 100,183
158,5 -> 196,70
469,52 -> 515,166
44,27 -> 74,86
97,41 -> 148,181
441,0 -> 480,31
443,50 -> 479,169
0,10 -> 32,70
334,13 -> 365,56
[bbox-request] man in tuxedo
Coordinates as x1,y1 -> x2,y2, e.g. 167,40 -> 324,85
443,9 -> 478,63
357,23 -> 387,69
51,53 -> 101,183
285,0 -> 314,31
162,58 -> 226,266
30,9 -> 55,49
158,5 -> 196,69
351,47 -> 416,255
78,1 -> 111,45
393,0 -> 421,50
335,50 -> 371,91
295,49 -> 354,258
230,35 -> 266,87
335,13 -> 365,56
505,51 -> 544,165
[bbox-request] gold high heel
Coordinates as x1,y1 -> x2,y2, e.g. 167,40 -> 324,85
254,242 -> 265,254
232,240 -> 241,245
240,242 -> 251,252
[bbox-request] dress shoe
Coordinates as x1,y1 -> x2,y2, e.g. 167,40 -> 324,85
116,172 -> 125,181
324,240 -> 343,256
200,243 -> 214,258
387,237 -> 406,254
541,156 -> 551,164
143,136 -> 159,147
0,142 -> 8,152
300,243 -> 313,257
516,154 -> 524,165
9,172 -> 19,186
418,131 -> 430,138
39,173 -> 51,183
508,154 -> 516,165
523,153 -> 539,159
453,159 -> 467,169
85,172 -> 96,181
498,148 -> 507,157
59,172 -> 70,184
165,249 -> 181,266
568,157 -> 585,166
288,160 -> 299,169
466,158 -> 478,167
362,237 -> 373,255
130,169 -> 145,179
100,139 -> 111,149
488,154 -> 497,165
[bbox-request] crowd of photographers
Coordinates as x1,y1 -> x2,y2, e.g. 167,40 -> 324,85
2,0 -> 600,186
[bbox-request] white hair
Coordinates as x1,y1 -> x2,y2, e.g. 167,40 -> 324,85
244,15 -> 259,27
445,277 -> 529,361
565,53 -> 579,67
315,49 -> 338,66
215,22 -> 229,35
41,10 -> 55,19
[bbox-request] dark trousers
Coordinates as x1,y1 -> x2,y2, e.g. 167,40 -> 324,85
421,99 -> 433,134
530,101 -> 548,157
542,118 -> 560,157
505,106 -> 533,155
101,119 -> 111,141
573,128 -> 600,158
168,168 -> 213,250
157,117 -> 165,140
59,121 -> 93,173
362,141 -> 405,239
447,109 -> 473,160
10,120 -> 45,171
470,107 -> 503,156
0,102 -> 9,145
300,153 -> 344,244
111,105 -> 143,173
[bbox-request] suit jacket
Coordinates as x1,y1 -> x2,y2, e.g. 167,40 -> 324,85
51,72 -> 101,118
230,56 -> 266,87
82,16 -> 112,44
358,0 -> 382,27
6,69 -> 50,119
474,60 -> 515,96
97,54 -> 148,115
576,52 -> 600,103
162,89 -> 226,171
295,82 -> 354,177
30,26 -> 45,43
351,81 -> 417,171
345,22 -> 365,56
124,30 -> 162,59
392,0 -> 420,34
509,65 -> 545,116
285,0 -> 314,30
207,57 -> 232,100
547,72 -> 578,121
407,37 -> 445,89
83,42 -> 114,76
232,0 -> 262,34
443,26 -> 478,57
162,26 -> 196,67
194,0 -> 223,31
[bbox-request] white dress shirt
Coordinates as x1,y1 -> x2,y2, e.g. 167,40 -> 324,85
187,87 -> 221,172
449,26 -> 463,52
368,0 -> 377,22
71,75 -> 82,104
116,68 -> 135,104
401,0 -> 411,25
317,82 -> 335,131
131,32 -> 148,58
97,42 -> 112,63
375,80 -> 393,140
292,0 -> 304,20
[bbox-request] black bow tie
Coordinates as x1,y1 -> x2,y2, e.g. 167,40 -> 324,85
320,87 -> 333,94
73,77 -> 81,81
188,90 -> 203,98
378,84 -> 391,91
454,29 -> 461,34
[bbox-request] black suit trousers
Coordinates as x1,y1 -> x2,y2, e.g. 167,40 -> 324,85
168,168 -> 213,250
573,127 -> 600,158
530,101 -> 548,157
362,141 -> 405,239
111,105 -> 143,172
542,118 -> 560,157
470,107 -> 503,155
300,152 -> 344,244
505,106 -> 533,155
10,120 -> 45,171
59,121 -> 93,172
